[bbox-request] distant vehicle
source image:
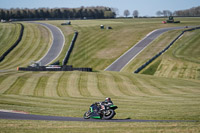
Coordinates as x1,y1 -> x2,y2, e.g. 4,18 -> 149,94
61,21 -> 71,25
100,25 -> 104,29
107,26 -> 112,29
1,19 -> 6,23
163,16 -> 180,24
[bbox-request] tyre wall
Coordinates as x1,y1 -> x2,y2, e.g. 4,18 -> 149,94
18,65 -> 92,72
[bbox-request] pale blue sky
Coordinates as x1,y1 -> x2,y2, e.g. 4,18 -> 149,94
0,0 -> 199,16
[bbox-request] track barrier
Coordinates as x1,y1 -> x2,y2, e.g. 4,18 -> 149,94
18,65 -> 92,72
18,29 -> 92,72
134,26 -> 200,74
62,31 -> 78,65
0,23 -> 24,62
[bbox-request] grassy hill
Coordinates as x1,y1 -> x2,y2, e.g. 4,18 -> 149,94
0,71 -> 199,120
0,22 -> 51,70
44,18 -> 193,70
0,18 -> 200,132
0,23 -> 21,57
136,28 -> 200,80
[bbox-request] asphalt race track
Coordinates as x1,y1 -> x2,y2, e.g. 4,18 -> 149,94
105,26 -> 195,72
0,111 -> 197,123
29,22 -> 65,66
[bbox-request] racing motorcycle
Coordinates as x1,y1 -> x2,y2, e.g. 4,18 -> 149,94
83,102 -> 118,120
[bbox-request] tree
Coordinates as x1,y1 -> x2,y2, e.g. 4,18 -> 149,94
111,8 -> 119,17
0,6 -> 116,20
133,10 -> 139,18
124,10 -> 130,17
156,10 -> 172,17
104,10 -> 115,18
156,11 -> 163,16
163,10 -> 172,17
173,6 -> 200,16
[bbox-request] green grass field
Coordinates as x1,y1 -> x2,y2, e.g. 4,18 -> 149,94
0,23 -> 21,57
137,28 -> 200,80
0,22 -> 52,70
0,71 -> 200,120
0,18 -> 200,132
0,120 -> 199,133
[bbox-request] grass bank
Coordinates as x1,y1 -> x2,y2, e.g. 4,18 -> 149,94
0,71 -> 199,121
0,22 -> 52,70
138,29 -> 200,80
0,120 -> 200,133
0,23 -> 21,57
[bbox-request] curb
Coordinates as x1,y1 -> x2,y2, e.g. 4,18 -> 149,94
0,109 -> 29,114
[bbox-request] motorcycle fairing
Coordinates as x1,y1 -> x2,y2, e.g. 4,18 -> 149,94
90,104 -> 101,119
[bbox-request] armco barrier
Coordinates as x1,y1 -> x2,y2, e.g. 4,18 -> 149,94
0,23 -> 24,62
18,65 -> 92,72
62,31 -> 78,65
134,26 -> 200,74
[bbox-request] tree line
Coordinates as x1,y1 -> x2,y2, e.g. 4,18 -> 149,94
174,6 -> 200,16
156,6 -> 200,17
0,6 -> 116,20
123,10 -> 139,18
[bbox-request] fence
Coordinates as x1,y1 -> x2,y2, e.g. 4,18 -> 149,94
134,26 -> 200,74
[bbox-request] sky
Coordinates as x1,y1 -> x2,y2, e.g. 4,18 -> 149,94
0,0 -> 200,16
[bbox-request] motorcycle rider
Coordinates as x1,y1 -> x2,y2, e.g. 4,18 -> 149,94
99,97 -> 113,111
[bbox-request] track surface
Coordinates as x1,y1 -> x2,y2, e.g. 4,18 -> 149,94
0,111 -> 196,123
105,26 -> 193,71
29,22 -> 65,66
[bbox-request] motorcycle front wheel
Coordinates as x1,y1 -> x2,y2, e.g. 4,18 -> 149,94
102,109 -> 115,120
83,111 -> 90,119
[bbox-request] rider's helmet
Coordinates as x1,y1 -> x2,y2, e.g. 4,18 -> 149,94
105,97 -> 111,102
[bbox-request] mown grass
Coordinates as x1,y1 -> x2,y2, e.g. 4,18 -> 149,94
41,18 -> 200,71
0,23 -> 21,57
173,29 -> 200,63
58,18 -> 200,71
0,18 -> 200,132
122,30 -> 183,72
67,19 -> 174,70
0,22 -> 52,70
0,120 -> 200,133
0,71 -> 199,121
142,59 -> 162,75
139,29 -> 200,80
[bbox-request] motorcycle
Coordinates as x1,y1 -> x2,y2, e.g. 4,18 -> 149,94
83,102 -> 118,120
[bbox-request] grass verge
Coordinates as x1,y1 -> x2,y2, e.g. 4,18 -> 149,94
0,120 -> 200,133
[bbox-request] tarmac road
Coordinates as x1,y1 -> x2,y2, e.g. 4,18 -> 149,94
29,22 -> 65,66
105,26 -> 194,72
0,111 -> 196,123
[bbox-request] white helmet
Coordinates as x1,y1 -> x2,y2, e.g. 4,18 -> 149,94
105,97 -> 111,102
